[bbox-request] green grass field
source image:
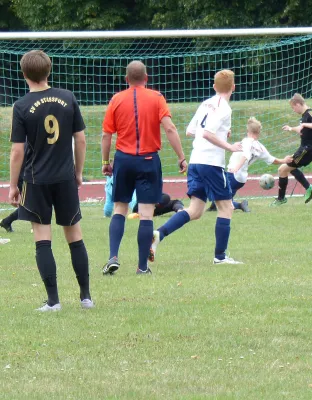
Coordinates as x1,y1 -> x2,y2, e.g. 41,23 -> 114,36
1,198 -> 312,399
1,99 -> 311,182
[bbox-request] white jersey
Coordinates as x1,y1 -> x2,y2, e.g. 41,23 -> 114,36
187,95 -> 232,167
227,137 -> 275,183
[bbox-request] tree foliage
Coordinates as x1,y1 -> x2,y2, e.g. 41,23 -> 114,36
2,0 -> 312,31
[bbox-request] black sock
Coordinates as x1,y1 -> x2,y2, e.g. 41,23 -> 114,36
2,209 -> 19,225
69,240 -> 91,301
278,177 -> 288,200
36,240 -> 59,306
290,169 -> 310,190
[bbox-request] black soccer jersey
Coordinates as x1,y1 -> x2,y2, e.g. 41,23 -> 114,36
10,87 -> 85,184
300,108 -> 312,147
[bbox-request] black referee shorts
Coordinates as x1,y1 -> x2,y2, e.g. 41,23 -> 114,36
18,179 -> 81,226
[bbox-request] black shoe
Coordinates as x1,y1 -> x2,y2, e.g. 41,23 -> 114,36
103,256 -> 120,275
206,203 -> 217,212
0,220 -> 13,233
240,200 -> 251,212
136,267 -> 152,275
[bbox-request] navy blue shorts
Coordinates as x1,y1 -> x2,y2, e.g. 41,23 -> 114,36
112,150 -> 162,204
187,164 -> 232,202
227,172 -> 245,197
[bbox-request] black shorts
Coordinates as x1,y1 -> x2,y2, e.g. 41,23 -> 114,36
18,179 -> 81,226
112,150 -> 162,204
287,146 -> 312,168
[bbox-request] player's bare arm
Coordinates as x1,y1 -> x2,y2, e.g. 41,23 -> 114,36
73,130 -> 86,188
9,142 -> 24,207
203,130 -> 242,152
161,116 -> 187,173
101,132 -> 113,176
300,122 -> 312,129
273,155 -> 293,164
282,124 -> 302,133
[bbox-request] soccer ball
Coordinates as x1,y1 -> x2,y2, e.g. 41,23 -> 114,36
259,174 -> 275,190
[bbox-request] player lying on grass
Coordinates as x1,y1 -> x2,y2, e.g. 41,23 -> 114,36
206,117 -> 293,212
104,174 -> 184,218
271,93 -> 312,206
103,175 -> 137,217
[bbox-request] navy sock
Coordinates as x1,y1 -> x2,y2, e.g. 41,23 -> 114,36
215,217 -> 231,260
158,210 -> 190,241
109,214 -> 125,258
69,240 -> 91,301
36,240 -> 59,306
137,220 -> 153,271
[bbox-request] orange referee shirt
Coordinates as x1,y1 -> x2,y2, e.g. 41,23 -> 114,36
102,86 -> 171,155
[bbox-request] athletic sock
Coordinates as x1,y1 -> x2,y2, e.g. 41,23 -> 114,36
291,169 -> 310,190
215,217 -> 231,260
232,201 -> 241,210
69,240 -> 91,301
137,220 -> 153,271
278,177 -> 288,200
158,210 -> 190,241
109,214 -> 125,259
36,240 -> 59,306
2,209 -> 18,225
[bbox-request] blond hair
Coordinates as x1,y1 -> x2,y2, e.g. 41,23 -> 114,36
247,117 -> 262,135
214,69 -> 235,93
126,60 -> 147,84
20,50 -> 51,83
289,93 -> 305,106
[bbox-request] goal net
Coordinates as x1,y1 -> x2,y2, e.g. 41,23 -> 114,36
1,29 -> 312,199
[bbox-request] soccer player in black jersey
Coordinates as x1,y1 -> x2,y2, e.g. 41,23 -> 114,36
9,50 -> 93,311
271,93 -> 312,206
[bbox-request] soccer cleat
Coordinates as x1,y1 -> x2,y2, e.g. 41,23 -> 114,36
240,199 -> 251,212
127,212 -> 140,220
206,203 -> 217,212
304,184 -> 312,204
270,198 -> 287,206
148,230 -> 160,262
0,220 -> 13,233
36,302 -> 61,312
81,299 -> 95,309
213,256 -> 243,265
103,256 -> 120,275
136,267 -> 152,274
0,238 -> 10,244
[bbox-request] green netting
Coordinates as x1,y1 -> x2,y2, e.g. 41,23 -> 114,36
0,34 -> 312,197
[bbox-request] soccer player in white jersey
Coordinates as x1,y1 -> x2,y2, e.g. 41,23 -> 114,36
149,69 -> 244,265
207,117 -> 293,212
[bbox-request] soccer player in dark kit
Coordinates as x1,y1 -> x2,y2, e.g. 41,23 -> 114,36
271,93 -> 312,206
9,50 -> 94,311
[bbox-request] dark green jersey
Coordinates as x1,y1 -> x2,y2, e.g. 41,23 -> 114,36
10,87 -> 85,184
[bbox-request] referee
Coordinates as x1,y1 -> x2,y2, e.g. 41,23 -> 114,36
102,60 -> 187,275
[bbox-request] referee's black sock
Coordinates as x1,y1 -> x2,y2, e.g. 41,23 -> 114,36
69,240 -> 91,301
36,240 -> 59,306
290,169 -> 310,190
278,177 -> 288,200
